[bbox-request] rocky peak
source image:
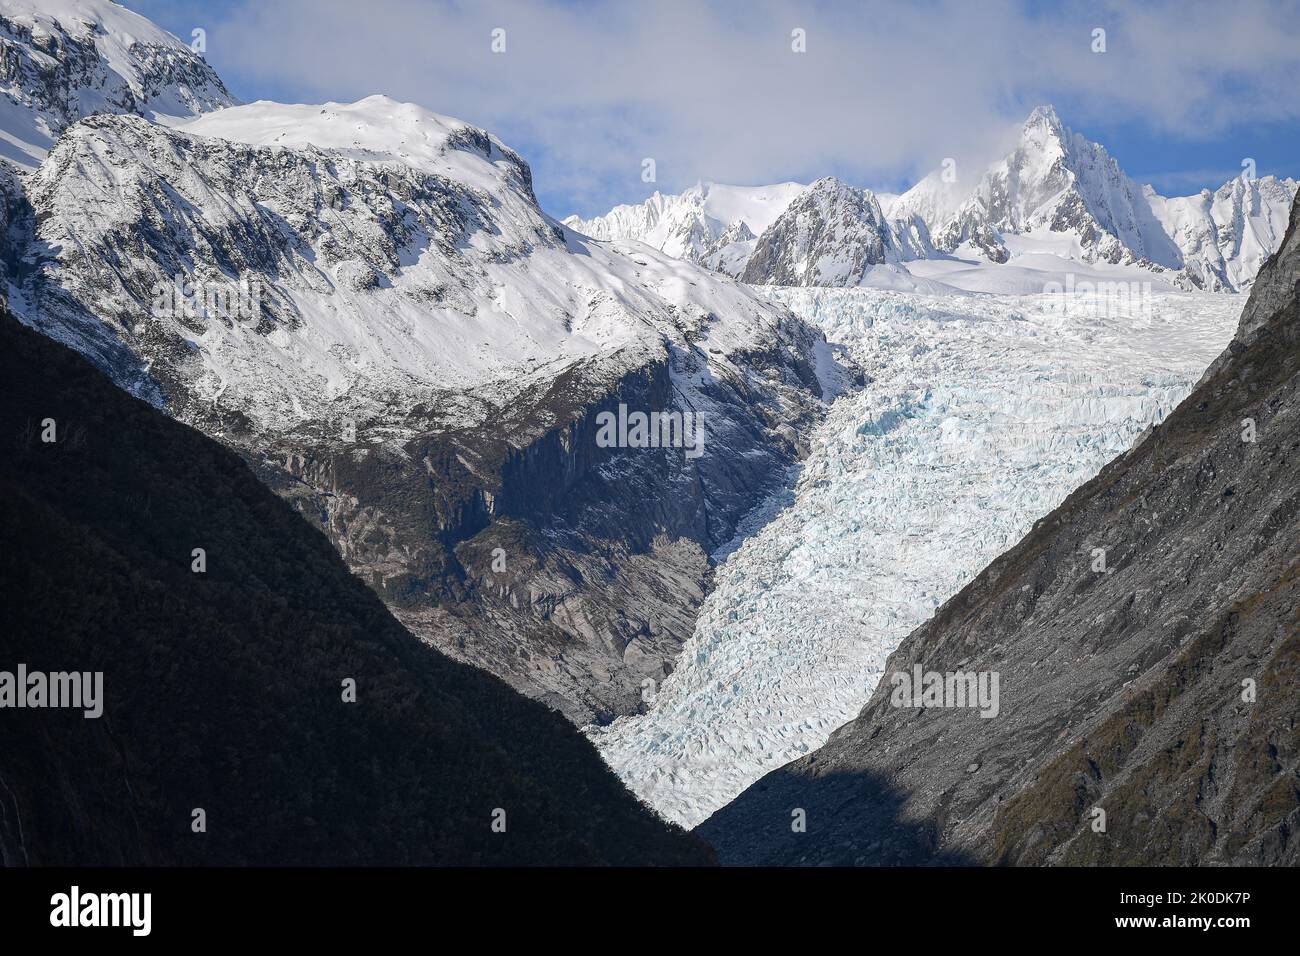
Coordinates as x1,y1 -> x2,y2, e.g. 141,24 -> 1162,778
1020,102 -> 1066,141
0,0 -> 235,167
740,176 -> 930,286
925,104 -> 1183,268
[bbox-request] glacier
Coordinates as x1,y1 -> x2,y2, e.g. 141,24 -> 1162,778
588,285 -> 1243,827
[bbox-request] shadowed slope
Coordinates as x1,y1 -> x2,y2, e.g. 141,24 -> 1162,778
0,309 -> 711,866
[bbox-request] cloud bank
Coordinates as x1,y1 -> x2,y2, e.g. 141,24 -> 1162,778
156,0 -> 1300,216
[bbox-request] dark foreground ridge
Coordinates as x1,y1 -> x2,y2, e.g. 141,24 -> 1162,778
700,196 -> 1300,866
0,309 -> 711,866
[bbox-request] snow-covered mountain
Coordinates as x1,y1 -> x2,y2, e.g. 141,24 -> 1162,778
27,96 -> 644,427
0,0 -> 234,168
899,105 -> 1184,270
563,180 -> 806,277
739,176 -> 933,286
573,106 -> 1297,294
1149,172 -> 1298,291
9,74 -> 835,722
901,106 -> 1297,290
24,92 -> 829,440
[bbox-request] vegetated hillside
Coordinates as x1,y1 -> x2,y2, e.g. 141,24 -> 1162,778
698,197 -> 1300,866
0,309 -> 712,866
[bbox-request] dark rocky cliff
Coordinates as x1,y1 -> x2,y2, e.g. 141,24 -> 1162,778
262,329 -> 829,725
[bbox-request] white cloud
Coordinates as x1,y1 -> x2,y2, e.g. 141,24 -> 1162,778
188,0 -> 1300,216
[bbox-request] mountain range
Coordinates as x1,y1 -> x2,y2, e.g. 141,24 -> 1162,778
1,0 -> 1296,870
567,105 -> 1298,294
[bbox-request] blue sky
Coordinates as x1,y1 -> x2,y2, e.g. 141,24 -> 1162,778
125,0 -> 1300,218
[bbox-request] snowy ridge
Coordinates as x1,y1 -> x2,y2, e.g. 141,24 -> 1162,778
181,96 -> 534,196
573,106 -> 1297,294
24,96 -> 820,441
563,180 -> 806,277
1149,173 -> 1299,291
589,286 -> 1243,827
896,106 -> 1296,290
0,0 -> 233,167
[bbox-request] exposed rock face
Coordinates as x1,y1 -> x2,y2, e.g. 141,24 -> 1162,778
0,158 -> 25,289
699,195 -> 1300,866
0,0 -> 234,167
13,98 -> 834,725
740,177 -> 932,287
931,205 -> 1009,264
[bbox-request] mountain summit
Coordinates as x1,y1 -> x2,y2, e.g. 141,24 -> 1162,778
740,176 -> 932,286
907,103 -> 1184,269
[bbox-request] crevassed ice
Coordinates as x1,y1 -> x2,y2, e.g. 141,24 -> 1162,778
587,287 -> 1242,828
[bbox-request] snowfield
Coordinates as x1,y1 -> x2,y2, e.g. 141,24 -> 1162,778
28,95 -> 822,441
588,286 -> 1243,827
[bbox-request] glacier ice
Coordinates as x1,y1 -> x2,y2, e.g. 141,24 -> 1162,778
588,286 -> 1243,827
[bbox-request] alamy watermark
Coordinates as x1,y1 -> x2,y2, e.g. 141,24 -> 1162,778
0,664 -> 103,718
1040,274 -> 1158,324
889,663 -> 1000,718
150,273 -> 263,323
595,403 -> 706,459
50,886 -> 150,936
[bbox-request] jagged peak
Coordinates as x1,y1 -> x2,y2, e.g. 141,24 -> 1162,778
716,218 -> 755,242
1022,103 -> 1065,135
806,174 -> 854,193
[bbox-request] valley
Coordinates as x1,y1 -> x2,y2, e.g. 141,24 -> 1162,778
2,0 -> 1296,873
590,285 -> 1243,826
